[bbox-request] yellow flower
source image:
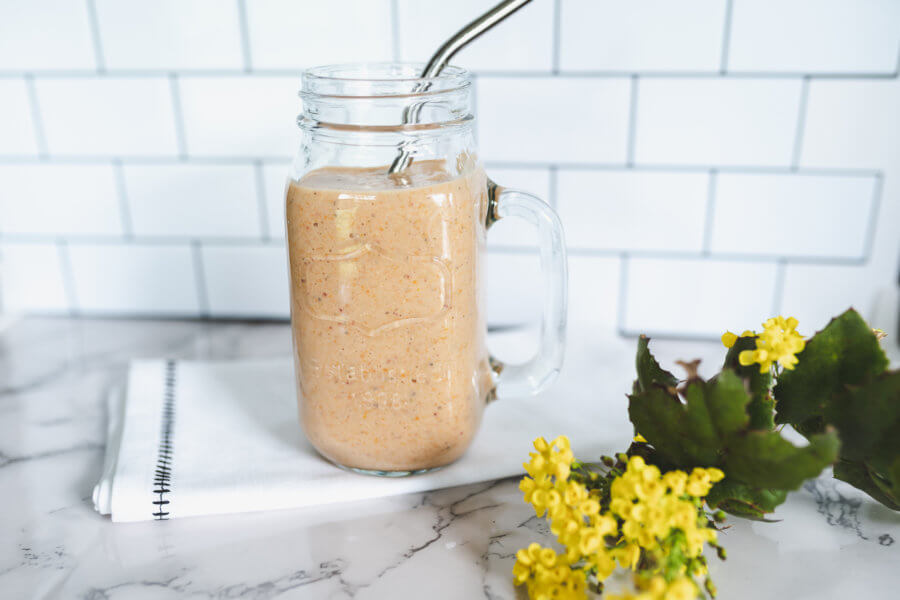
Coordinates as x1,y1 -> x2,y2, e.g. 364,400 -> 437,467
664,577 -> 699,600
614,542 -> 642,569
685,467 -> 724,497
513,544 -> 588,600
721,329 -> 755,348
633,433 -> 648,443
737,316 -> 805,373
516,437 -> 721,600
721,331 -> 738,348
662,471 -> 687,496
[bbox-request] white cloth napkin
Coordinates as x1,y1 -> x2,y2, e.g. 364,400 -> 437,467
93,337 -> 629,522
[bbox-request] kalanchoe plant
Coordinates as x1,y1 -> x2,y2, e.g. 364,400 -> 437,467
514,310 -> 899,600
774,309 -> 900,510
628,322 -> 839,520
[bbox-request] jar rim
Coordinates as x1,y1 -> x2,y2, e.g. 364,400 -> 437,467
301,63 -> 472,99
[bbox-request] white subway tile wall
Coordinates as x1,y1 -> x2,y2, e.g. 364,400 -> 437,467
557,170 -> 709,252
35,78 -> 179,156
123,164 -> 262,238
560,0 -> 727,72
245,0 -> 393,69
622,258 -> 779,337
94,0 -> 245,71
178,76 -> 299,157
634,78 -> 804,166
0,243 -> 69,312
67,244 -> 199,314
0,79 -> 39,155
201,244 -> 289,318
397,0 -> 555,72
0,164 -> 122,235
709,173 -> 876,259
477,76 -> 631,163
0,0 -> 97,70
727,0 -> 900,74
0,0 -> 898,341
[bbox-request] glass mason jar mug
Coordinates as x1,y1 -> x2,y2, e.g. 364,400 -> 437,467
286,64 -> 567,475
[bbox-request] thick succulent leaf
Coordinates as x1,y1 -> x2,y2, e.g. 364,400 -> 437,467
706,478 -> 788,520
825,371 -> 900,511
629,370 -> 750,469
634,335 -> 679,394
833,459 -> 900,511
723,336 -> 775,430
889,459 -> 900,504
723,430 -> 840,491
775,309 -> 888,430
824,371 -> 900,463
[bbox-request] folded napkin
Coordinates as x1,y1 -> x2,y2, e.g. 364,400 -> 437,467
94,338 -> 627,522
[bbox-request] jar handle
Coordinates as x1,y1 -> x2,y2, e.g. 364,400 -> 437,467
486,179 -> 568,399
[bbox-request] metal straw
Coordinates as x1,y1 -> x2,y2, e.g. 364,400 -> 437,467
388,0 -> 533,174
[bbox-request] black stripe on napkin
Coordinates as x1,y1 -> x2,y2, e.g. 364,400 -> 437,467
152,360 -> 177,520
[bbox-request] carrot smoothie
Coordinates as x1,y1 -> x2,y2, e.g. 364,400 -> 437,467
286,160 -> 494,472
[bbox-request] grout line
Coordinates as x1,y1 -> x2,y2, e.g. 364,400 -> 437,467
487,161 -> 880,177
23,75 -> 49,158
719,0 -> 734,74
191,241 -> 210,317
56,239 -> 79,316
702,170 -> 718,254
861,172 -> 885,262
253,160 -> 271,240
771,259 -> 787,315
0,155 -> 881,178
790,77 -> 811,170
626,75 -> 639,167
615,253 -> 630,334
84,0 -> 106,73
548,165 -> 558,209
236,0 -> 253,72
3,69 -> 899,80
390,0 -> 402,62
551,0 -> 562,74
111,159 -> 133,238
168,74 -> 189,158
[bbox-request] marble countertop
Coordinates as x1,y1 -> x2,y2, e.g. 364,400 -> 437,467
1,317 -> 898,599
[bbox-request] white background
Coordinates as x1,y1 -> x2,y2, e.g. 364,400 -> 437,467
1,0 -> 899,339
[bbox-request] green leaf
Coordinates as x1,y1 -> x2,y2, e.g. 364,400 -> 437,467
629,370 -> 750,469
775,309 -> 888,431
723,335 -> 775,430
723,430 -> 840,491
833,459 -> 900,511
628,337 -> 838,518
706,478 -> 788,520
825,371 -> 900,510
825,371 -> 900,464
634,335 -> 678,394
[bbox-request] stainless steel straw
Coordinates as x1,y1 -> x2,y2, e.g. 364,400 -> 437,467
388,0 -> 533,174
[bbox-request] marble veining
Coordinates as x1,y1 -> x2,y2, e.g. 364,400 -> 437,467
1,318 -> 898,599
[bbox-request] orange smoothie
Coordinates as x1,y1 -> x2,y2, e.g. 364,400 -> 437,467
286,160 -> 494,471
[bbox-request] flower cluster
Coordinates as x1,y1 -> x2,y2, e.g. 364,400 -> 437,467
609,456 -> 722,569
514,438 -> 724,600
515,436 -> 619,597
722,316 -> 805,373
606,575 -> 698,600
